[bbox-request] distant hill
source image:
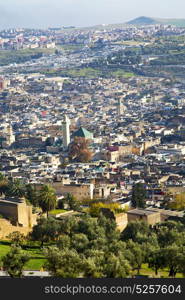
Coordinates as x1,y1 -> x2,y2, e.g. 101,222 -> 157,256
127,16 -> 185,27
127,16 -> 157,25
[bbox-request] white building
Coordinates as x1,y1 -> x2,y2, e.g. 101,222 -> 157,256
62,115 -> 70,151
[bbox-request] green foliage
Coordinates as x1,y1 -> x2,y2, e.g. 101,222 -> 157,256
0,172 -> 5,181
64,193 -> 80,210
131,183 -> 146,208
89,202 -> 124,217
148,248 -> 166,275
28,212 -> 185,278
105,253 -> 131,278
38,184 -> 57,217
0,176 -> 9,195
126,240 -> 145,274
0,48 -> 55,66
42,66 -> 136,79
60,216 -> 79,237
7,231 -> 26,247
71,233 -> 89,252
25,184 -> 39,207
57,235 -> 71,250
83,250 -> 105,277
121,220 -> 150,241
1,245 -> 30,277
31,217 -> 60,247
6,179 -> 26,198
168,193 -> 185,211
44,247 -> 83,278
162,245 -> 185,277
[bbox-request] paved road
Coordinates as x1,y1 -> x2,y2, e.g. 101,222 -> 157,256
0,270 -> 50,277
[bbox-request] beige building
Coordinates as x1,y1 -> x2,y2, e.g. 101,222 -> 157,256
0,197 -> 37,227
100,208 -> 128,231
127,209 -> 161,225
52,182 -> 94,200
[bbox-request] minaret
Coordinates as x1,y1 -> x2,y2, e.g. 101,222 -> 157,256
62,115 -> 70,151
6,124 -> 15,145
117,98 -> 124,116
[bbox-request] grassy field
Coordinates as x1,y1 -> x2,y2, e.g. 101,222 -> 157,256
109,69 -> 135,78
49,209 -> 67,215
135,264 -> 183,278
43,67 -> 136,79
0,241 -> 46,270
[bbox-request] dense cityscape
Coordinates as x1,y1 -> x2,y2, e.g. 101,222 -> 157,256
0,17 -> 185,279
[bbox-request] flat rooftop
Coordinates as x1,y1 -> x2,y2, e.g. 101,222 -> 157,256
146,208 -> 184,218
127,209 -> 159,216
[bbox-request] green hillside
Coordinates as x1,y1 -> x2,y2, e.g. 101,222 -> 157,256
127,16 -> 157,25
127,16 -> 185,27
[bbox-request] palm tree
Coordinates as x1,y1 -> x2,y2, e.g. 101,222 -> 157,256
38,184 -> 57,217
6,179 -> 26,198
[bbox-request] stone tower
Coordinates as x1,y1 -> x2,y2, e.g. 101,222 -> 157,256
62,115 -> 70,151
6,124 -> 15,146
117,98 -> 124,116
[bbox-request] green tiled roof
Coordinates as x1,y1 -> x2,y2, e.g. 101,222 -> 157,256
73,127 -> 93,139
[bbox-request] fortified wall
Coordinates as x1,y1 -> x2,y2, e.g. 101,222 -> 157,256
0,197 -> 37,227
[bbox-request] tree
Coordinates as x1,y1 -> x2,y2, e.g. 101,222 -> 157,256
97,214 -> 120,244
104,253 -> 131,278
7,231 -> 26,247
76,215 -> 105,241
6,179 -> 26,198
71,233 -> 89,253
131,183 -> 146,208
59,216 -> 79,237
83,249 -> 105,278
78,149 -> 92,163
31,217 -> 60,247
57,235 -> 71,250
38,184 -> 57,217
64,193 -> 80,211
69,137 -> 92,162
163,245 -> 183,278
121,220 -> 150,242
25,184 -> 39,207
148,248 -> 166,276
126,241 -> 145,275
45,247 -> 83,278
155,222 -> 185,248
2,246 -> 29,278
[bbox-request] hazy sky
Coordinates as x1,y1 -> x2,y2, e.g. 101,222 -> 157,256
1,0 -> 185,29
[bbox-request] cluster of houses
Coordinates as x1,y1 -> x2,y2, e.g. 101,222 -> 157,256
0,70 -> 184,233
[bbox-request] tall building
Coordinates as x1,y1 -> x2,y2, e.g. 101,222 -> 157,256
62,115 -> 70,150
117,98 -> 124,116
6,124 -> 15,146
